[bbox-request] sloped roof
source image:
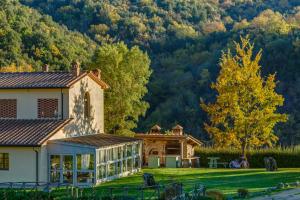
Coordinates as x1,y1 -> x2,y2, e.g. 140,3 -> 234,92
172,124 -> 183,130
50,134 -> 141,148
0,119 -> 70,146
150,124 -> 161,131
0,72 -> 109,89
135,133 -> 203,146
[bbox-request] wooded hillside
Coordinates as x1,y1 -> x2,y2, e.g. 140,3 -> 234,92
3,0 -> 300,145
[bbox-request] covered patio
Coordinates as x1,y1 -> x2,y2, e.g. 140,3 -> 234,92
135,125 -> 202,168
47,134 -> 142,186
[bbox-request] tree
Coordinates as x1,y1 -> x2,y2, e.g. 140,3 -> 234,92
0,64 -> 33,72
90,42 -> 151,136
201,36 -> 287,157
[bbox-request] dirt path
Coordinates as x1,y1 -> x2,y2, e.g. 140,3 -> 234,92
251,188 -> 300,200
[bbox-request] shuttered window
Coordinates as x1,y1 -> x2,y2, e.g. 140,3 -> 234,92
38,99 -> 58,118
0,99 -> 17,119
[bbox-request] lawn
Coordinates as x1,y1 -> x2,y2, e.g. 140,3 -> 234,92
98,168 -> 300,196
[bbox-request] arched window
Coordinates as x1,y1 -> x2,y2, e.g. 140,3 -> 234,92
84,92 -> 91,118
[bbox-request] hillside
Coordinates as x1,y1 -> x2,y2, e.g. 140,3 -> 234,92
15,0 -> 300,144
0,0 -> 96,71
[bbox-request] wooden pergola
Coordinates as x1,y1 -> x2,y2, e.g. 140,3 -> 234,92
135,125 -> 202,167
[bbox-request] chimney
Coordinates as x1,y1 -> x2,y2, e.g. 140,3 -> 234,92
42,64 -> 49,72
71,61 -> 81,76
150,124 -> 161,134
92,69 -> 101,79
172,124 -> 183,135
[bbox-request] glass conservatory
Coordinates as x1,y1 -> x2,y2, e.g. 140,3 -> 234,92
47,134 -> 142,186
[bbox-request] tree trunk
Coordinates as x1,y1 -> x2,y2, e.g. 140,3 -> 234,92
241,140 -> 247,159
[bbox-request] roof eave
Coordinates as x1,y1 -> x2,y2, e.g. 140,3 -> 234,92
38,119 -> 73,145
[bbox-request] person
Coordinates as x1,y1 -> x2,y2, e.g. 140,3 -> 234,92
240,156 -> 249,168
229,159 -> 241,168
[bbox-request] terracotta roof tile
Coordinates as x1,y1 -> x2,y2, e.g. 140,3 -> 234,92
0,72 -> 87,89
51,134 -> 141,148
0,119 -> 70,146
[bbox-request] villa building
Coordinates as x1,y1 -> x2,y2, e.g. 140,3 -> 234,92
135,125 -> 202,168
0,63 -> 142,186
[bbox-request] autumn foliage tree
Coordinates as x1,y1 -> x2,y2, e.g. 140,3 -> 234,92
0,64 -> 33,72
201,36 -> 287,157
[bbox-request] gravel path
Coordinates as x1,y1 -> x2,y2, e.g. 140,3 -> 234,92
251,188 -> 300,200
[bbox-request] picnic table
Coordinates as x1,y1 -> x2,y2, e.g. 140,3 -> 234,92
207,157 -> 228,168
208,157 -> 219,168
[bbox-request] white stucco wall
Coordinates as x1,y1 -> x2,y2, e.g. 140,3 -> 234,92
0,89 -> 68,119
0,147 -> 42,182
66,76 -> 104,135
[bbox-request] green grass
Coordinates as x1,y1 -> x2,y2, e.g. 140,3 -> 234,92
98,168 -> 300,195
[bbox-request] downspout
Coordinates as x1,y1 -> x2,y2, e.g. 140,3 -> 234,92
61,88 -> 64,120
33,148 -> 39,183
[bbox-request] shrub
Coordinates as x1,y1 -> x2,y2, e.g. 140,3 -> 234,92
237,188 -> 249,198
205,190 -> 225,200
195,146 -> 300,168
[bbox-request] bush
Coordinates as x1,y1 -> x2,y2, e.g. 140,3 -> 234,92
206,190 -> 225,200
195,146 -> 300,168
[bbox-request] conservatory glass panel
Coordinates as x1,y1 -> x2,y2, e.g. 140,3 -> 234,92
118,146 -> 122,159
97,165 -> 106,180
63,171 -> 73,183
127,158 -> 133,171
113,147 -> 118,160
50,155 -> 60,170
135,156 -> 140,168
77,172 -> 94,183
116,161 -> 122,174
108,163 -> 116,177
63,155 -> 73,170
122,160 -> 127,172
77,154 -> 94,170
127,145 -> 132,157
50,171 -> 60,183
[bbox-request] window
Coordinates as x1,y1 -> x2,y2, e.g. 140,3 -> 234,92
77,154 -> 95,184
0,153 -> 9,170
77,154 -> 94,170
127,158 -> 133,172
62,155 -> 73,183
127,145 -> 132,157
38,99 -> 58,118
50,155 -> 61,183
97,165 -> 106,180
0,99 -> 17,119
84,92 -> 91,118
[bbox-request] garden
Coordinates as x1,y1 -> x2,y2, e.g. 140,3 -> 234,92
1,167 -> 300,199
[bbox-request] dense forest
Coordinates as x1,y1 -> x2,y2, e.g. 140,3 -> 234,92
0,0 -> 95,70
2,0 -> 300,145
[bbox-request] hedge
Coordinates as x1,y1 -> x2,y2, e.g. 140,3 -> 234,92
195,147 -> 300,168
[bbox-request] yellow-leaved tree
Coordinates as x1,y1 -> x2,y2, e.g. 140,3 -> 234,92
0,64 -> 33,72
201,36 -> 287,157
